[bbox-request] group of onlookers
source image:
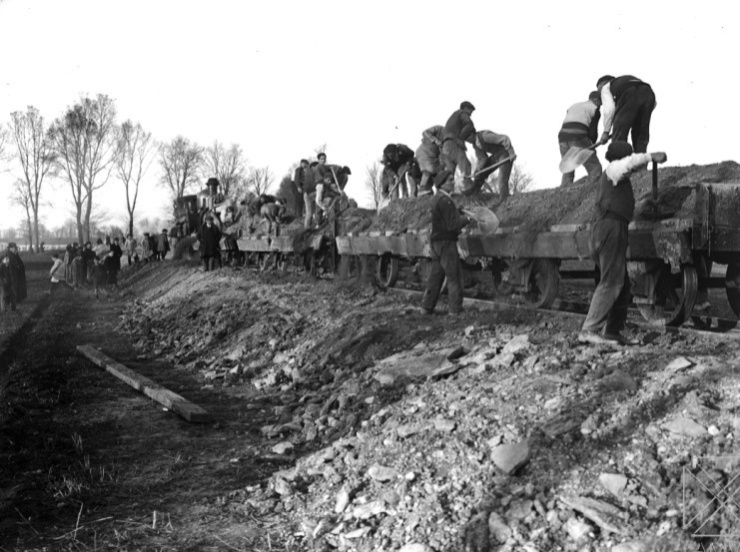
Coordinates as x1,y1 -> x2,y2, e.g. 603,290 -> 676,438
62,238 -> 123,293
0,243 -> 27,314
139,229 -> 172,263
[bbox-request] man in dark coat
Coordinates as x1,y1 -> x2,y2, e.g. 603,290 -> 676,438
597,75 -> 656,153
157,229 -> 170,260
579,141 -> 666,346
108,238 -> 123,286
6,243 -> 27,302
200,215 -> 222,271
81,242 -> 97,285
420,171 -> 472,315
0,255 -> 16,313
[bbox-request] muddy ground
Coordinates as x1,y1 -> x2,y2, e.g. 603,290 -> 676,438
2,257 -> 740,552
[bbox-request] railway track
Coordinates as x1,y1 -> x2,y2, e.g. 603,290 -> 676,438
386,286 -> 740,341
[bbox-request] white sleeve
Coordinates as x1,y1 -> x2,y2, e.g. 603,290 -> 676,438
600,83 -> 615,134
605,153 -> 653,185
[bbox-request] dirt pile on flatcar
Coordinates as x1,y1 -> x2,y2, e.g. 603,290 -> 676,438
363,161 -> 740,235
368,194 -> 500,233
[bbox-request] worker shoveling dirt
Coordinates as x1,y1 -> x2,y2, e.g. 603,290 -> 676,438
559,139 -> 607,174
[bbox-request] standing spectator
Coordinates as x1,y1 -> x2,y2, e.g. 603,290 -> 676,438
109,237 -> 123,286
64,244 -> 73,283
157,229 -> 170,260
0,256 -> 16,313
81,242 -> 97,285
6,243 -> 27,303
49,253 -> 73,295
199,215 -> 222,271
125,233 -> 138,265
141,232 -> 152,263
420,171 -> 472,315
150,231 -> 159,261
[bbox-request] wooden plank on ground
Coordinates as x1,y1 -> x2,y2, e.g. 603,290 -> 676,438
76,344 -> 211,423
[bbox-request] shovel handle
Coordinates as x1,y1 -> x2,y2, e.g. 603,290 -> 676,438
652,162 -> 658,201
473,154 -> 516,178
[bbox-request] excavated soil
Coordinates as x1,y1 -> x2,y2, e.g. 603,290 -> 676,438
367,161 -> 740,235
4,258 -> 740,551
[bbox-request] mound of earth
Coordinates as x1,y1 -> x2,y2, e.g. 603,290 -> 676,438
365,161 -> 740,235
368,194 -> 500,233
498,161 -> 740,231
112,263 -> 740,551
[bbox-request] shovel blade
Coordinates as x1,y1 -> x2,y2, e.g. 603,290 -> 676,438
464,206 -> 500,235
559,146 -> 596,174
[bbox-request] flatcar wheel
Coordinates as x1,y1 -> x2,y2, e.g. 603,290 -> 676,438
637,265 -> 698,327
376,255 -> 399,288
725,264 -> 740,318
522,259 -> 560,308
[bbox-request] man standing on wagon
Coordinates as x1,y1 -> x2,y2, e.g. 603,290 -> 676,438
597,75 -> 656,153
440,101 -> 476,187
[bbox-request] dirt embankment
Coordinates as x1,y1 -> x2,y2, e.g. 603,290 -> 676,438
4,260 -> 740,551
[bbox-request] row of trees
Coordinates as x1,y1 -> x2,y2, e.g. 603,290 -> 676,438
0,94 -> 278,250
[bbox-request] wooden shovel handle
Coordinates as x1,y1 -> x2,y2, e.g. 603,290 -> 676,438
652,162 -> 658,201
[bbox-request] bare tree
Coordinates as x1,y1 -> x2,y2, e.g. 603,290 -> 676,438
159,136 -> 203,200
204,141 -> 246,199
0,124 -> 8,162
246,166 -> 273,196
114,120 -> 155,237
509,163 -> 534,195
365,162 -> 383,210
11,179 -> 34,250
8,106 -> 57,251
48,94 -> 117,244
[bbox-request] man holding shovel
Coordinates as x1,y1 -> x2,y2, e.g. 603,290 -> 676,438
469,130 -> 516,197
597,75 -> 656,153
578,141 -> 667,346
559,91 -> 602,187
421,170 -> 473,316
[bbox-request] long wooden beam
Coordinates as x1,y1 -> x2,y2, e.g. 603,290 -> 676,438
76,344 -> 211,423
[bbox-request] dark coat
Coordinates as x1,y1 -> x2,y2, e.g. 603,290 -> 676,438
7,252 -> 27,302
109,244 -> 123,271
0,263 -> 12,293
200,223 -> 222,257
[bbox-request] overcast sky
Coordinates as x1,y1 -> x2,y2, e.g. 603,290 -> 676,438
0,0 -> 737,232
